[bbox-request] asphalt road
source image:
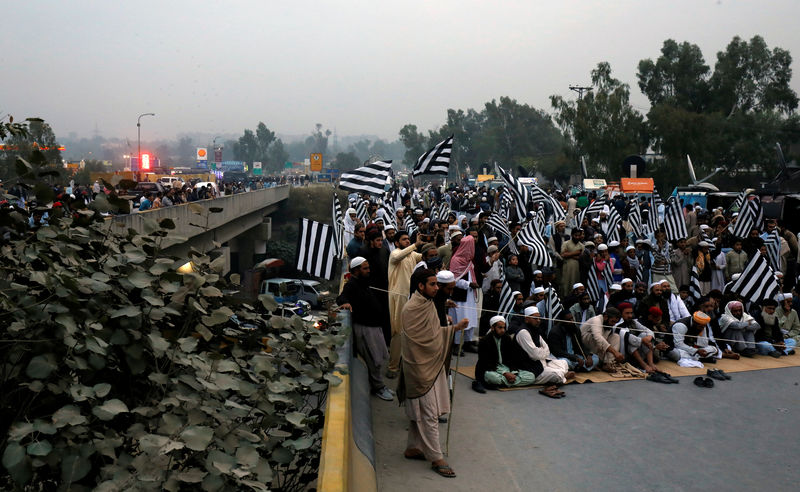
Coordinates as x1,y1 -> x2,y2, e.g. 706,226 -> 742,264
372,354 -> 800,492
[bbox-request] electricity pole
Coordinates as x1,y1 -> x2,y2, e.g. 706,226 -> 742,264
569,85 -> 593,100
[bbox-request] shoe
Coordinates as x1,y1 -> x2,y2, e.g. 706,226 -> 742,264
707,369 -> 726,381
693,377 -> 714,388
647,373 -> 670,384
471,381 -> 487,394
374,387 -> 394,401
698,356 -> 716,364
769,351 -> 782,358
717,369 -> 732,380
385,370 -> 399,379
740,348 -> 756,358
787,349 -> 796,355
657,371 -> 679,384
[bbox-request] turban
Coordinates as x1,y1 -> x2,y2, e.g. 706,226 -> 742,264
524,306 -> 540,316
490,315 -> 506,327
692,312 -> 711,325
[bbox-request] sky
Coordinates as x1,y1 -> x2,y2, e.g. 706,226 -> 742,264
2,0 -> 799,143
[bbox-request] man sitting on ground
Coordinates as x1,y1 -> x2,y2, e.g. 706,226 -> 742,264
719,300 -> 759,357
580,307 -> 625,371
475,316 -> 536,389
671,311 -> 720,362
547,312 -> 599,372
615,302 -> 675,372
753,299 -> 796,357
516,307 -> 575,394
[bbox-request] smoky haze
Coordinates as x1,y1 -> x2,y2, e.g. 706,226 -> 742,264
2,0 -> 799,143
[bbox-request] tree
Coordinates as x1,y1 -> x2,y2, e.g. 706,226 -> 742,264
0,117 -> 62,182
637,39 -> 710,112
306,124 -> 331,154
398,124 -> 427,168
233,129 -> 258,166
550,62 -> 648,176
175,136 -> 194,165
333,151 -> 361,171
267,138 -> 289,173
255,122 -> 276,160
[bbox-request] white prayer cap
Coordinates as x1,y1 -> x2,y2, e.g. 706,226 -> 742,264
608,240 -> 620,248
422,218 -> 430,223
414,208 -> 423,214
350,256 -> 367,269
621,278 -> 633,285
436,270 -> 455,283
524,306 -> 540,316
533,270 -> 542,275
626,245 -> 636,252
597,244 -> 608,251
532,287 -> 545,295
450,230 -> 463,239
490,315 -> 506,327
698,241 -> 710,248
584,241 -> 596,248
487,236 -> 498,243
610,283 -> 622,291
732,212 -> 739,217
572,282 -> 584,290
448,225 -> 460,231
384,224 -> 396,231
777,272 -> 784,278
700,224 -> 711,230
649,281 -> 661,289
731,273 -> 742,281
660,279 -> 671,286
346,208 -> 357,215
511,290 -> 522,298
487,245 -> 499,254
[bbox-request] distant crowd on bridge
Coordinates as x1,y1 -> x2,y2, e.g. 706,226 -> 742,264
334,179 -> 800,478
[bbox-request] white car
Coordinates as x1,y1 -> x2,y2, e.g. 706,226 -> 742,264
158,176 -> 184,188
193,181 -> 219,196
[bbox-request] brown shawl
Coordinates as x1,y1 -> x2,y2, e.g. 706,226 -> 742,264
398,291 -> 455,401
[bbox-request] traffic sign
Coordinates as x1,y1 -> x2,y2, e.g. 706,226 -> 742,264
310,153 -> 323,172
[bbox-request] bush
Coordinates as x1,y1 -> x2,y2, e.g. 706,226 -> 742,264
0,158 -> 345,491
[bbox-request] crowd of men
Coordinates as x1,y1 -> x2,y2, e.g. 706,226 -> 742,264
335,182 -> 800,478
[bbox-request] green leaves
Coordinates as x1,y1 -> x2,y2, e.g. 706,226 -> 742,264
26,354 -> 58,379
181,426 -> 214,451
91,399 -> 129,420
52,405 -> 88,427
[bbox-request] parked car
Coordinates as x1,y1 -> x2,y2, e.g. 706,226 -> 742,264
273,300 -> 313,322
259,278 -> 325,308
158,176 -> 184,188
128,181 -> 165,205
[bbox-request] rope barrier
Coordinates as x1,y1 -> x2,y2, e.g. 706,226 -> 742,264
357,285 -> 794,349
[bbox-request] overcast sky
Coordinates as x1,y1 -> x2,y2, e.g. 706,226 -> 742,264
2,1 -> 798,143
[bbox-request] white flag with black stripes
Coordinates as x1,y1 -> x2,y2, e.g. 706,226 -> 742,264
339,160 -> 392,196
413,135 -> 453,176
296,218 -> 336,280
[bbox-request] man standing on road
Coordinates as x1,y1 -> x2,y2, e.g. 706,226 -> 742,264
336,257 -> 394,401
399,269 -> 468,478
386,231 -> 423,378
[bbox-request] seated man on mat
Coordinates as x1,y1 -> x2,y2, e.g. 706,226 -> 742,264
475,316 -> 536,389
753,299 -> 797,357
515,306 -> 575,396
671,311 -> 720,362
547,311 -> 600,372
580,307 -> 625,371
615,302 -> 677,373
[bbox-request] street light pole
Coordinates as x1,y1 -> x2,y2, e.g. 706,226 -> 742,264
137,112 -> 155,171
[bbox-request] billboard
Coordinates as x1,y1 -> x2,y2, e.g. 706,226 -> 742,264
310,153 -> 323,172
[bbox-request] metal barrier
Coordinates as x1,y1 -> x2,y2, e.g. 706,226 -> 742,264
317,308 -> 378,491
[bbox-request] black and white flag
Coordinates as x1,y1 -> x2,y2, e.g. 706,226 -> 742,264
413,135 -> 453,176
663,196 -> 688,241
728,253 -> 780,305
604,203 -> 623,243
495,164 -> 530,222
404,214 -> 417,235
689,265 -> 702,306
355,199 -> 369,226
487,212 -> 518,255
586,262 -> 602,303
296,218 -> 336,280
331,194 -> 344,258
730,190 -> 748,214
339,160 -> 392,196
731,196 -> 763,239
578,198 -> 605,228
627,200 -> 643,238
647,192 -> 662,234
764,230 -> 782,271
530,184 -> 566,223
517,219 -> 552,268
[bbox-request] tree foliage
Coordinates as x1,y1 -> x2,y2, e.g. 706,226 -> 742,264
232,123 -> 288,174
0,157 -> 345,490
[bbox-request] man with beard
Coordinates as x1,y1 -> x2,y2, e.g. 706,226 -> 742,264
437,229 -> 462,270
515,307 -> 575,394
387,231 -> 424,378
433,270 -> 457,327
719,300 -> 759,357
636,282 -> 670,327
580,307 -> 625,370
505,291 -> 526,335
475,316 -> 536,389
671,311 -> 720,362
609,278 -> 637,308
560,227 -> 584,294
562,282 -> 586,311
399,269 -> 468,477
660,279 -> 690,323
336,257 -> 393,401
548,311 -> 599,372
383,224 -> 397,252
569,292 -> 597,326
359,228 -> 392,345
753,299 -> 796,356
616,302 -> 676,372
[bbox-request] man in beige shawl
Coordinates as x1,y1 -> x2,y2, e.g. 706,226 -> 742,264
399,268 -> 468,478
386,231 -> 423,378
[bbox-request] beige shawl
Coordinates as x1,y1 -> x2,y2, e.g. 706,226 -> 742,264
399,291 -> 455,400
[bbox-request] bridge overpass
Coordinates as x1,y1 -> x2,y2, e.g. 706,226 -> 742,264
111,185 -> 290,276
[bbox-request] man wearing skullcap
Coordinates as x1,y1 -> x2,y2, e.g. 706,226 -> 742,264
753,299 -> 797,356
616,302 -> 677,372
387,231 -> 424,378
437,229 -> 462,270
719,300 -> 759,357
475,316 -> 536,389
560,227 -> 584,294
671,311 -> 720,361
777,293 -> 800,348
636,282 -> 670,327
336,257 -> 393,400
515,307 -> 574,386
580,307 -> 625,370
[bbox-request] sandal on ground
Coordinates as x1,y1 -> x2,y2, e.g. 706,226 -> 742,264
431,463 -> 456,478
539,387 -> 563,399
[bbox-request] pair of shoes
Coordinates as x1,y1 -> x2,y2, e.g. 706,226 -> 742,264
656,371 -> 679,383
431,463 -> 456,478
787,349 -> 796,355
769,351 -> 782,358
708,369 -> 731,380
698,356 -> 717,364
385,370 -> 399,379
693,376 -> 714,388
373,387 -> 394,401
471,380 -> 487,394
646,373 -> 671,384
538,387 -> 565,398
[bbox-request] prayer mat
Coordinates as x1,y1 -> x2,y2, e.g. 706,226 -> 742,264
455,353 -> 800,391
